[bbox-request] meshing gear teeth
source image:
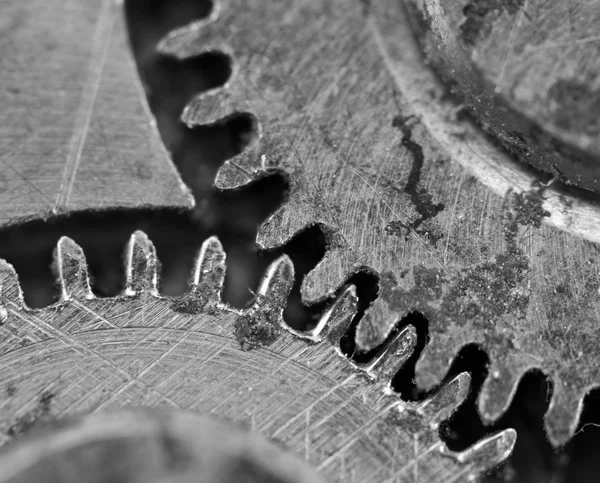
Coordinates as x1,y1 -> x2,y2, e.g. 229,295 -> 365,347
0,232 -> 514,482
159,0 -> 600,448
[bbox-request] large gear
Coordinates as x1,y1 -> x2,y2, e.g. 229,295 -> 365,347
0,232 -> 515,481
158,0 -> 600,449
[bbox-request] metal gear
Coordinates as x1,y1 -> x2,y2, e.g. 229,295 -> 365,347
0,0 -> 193,228
0,231 -> 515,482
159,0 -> 600,448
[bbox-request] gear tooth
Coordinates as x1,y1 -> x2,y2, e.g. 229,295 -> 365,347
544,377 -> 585,447
214,139 -> 272,190
0,259 -> 24,307
53,237 -> 93,301
301,248 -> 351,304
192,236 -> 226,293
309,284 -> 357,343
440,429 -> 516,473
478,361 -> 530,424
417,372 -> 471,426
181,88 -> 244,128
171,237 -> 226,315
254,255 -> 294,313
157,1 -> 225,59
355,297 -> 398,351
191,236 -> 226,303
125,231 -> 159,297
414,332 -> 464,392
257,198 -> 321,251
359,325 -> 417,382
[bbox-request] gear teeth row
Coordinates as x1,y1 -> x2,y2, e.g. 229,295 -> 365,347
413,316 -> 591,447
0,230 -> 578,449
0,231 -> 517,477
151,2 -> 520,468
391,373 -> 516,480
289,284 -> 418,385
423,375 -> 516,472
2,231 -> 404,390
156,0 -> 319,207
477,357 -> 587,448
158,1 -> 244,131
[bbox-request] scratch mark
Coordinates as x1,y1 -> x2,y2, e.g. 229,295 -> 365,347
94,330 -> 189,410
305,409 -> 310,460
72,299 -> 118,329
379,440 -> 442,483
528,34 -> 600,51
270,374 -> 356,438
495,1 -> 528,93
0,152 -> 53,205
316,402 -> 398,471
8,306 -> 177,407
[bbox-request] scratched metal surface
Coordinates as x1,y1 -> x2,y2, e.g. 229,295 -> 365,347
158,0 -> 600,449
0,0 -> 193,227
3,0 -> 600,481
0,233 -> 515,482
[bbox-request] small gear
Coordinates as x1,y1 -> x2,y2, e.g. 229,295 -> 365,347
0,231 -> 515,482
158,0 -> 600,448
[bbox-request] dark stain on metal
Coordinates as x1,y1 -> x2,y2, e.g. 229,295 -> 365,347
549,79 -> 600,136
160,431 -> 194,472
6,383 -> 16,398
5,391 -> 54,438
392,115 -> 445,231
234,300 -> 283,351
171,294 -> 210,315
460,0 -> 525,45
380,185 -> 549,337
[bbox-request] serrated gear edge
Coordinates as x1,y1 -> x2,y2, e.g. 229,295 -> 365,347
0,230 -> 515,481
153,0 -> 600,449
